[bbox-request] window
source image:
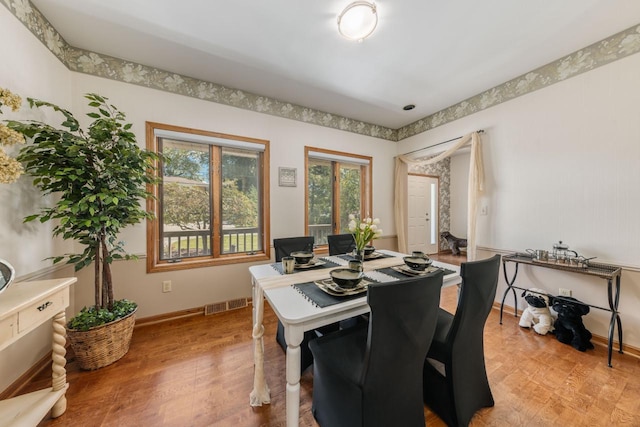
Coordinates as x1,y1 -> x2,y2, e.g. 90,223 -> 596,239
305,147 -> 372,246
146,122 -> 270,272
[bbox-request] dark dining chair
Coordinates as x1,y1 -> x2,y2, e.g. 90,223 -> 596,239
273,236 -> 314,263
327,233 -> 356,255
309,271 -> 444,427
273,236 -> 328,372
422,254 -> 501,427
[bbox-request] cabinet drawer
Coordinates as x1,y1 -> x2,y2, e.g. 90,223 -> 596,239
0,314 -> 16,344
18,289 -> 68,333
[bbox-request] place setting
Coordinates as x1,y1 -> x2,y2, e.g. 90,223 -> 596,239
271,251 -> 339,275
314,264 -> 372,296
290,251 -> 328,270
372,251 -> 440,278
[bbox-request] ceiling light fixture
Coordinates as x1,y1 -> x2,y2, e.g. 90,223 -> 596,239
337,1 -> 378,42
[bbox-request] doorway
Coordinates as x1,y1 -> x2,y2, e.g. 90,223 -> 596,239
407,174 -> 439,255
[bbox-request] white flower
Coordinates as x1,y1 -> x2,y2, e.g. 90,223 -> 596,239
12,0 -> 33,21
348,214 -> 355,220
122,64 -> 148,83
44,27 -> 64,56
164,74 -> 184,91
78,53 -> 105,73
350,215 -> 383,252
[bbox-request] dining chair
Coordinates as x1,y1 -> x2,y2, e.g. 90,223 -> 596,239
422,254 -> 501,427
309,271 -> 444,427
273,236 -> 332,372
327,233 -> 356,255
273,236 -> 314,263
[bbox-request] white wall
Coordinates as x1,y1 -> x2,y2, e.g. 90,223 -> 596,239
398,52 -> 640,351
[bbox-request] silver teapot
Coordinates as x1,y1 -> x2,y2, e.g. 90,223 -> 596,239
552,240 -> 578,263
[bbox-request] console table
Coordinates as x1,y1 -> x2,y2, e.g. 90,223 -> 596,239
0,277 -> 76,426
500,254 -> 622,367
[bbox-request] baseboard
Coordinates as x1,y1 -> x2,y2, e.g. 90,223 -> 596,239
135,307 -> 204,327
0,350 -> 54,400
492,302 -> 640,359
136,298 -> 250,327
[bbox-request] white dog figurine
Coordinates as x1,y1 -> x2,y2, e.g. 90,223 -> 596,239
519,288 -> 553,335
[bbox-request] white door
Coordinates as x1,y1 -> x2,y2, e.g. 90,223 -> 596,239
407,175 -> 439,255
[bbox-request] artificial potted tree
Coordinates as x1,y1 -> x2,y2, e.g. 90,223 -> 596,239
6,93 -> 159,370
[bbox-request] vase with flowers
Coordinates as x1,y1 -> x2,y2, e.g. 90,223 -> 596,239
348,214 -> 383,261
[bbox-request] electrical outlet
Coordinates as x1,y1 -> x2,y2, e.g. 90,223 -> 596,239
162,280 -> 172,293
559,288 -> 571,297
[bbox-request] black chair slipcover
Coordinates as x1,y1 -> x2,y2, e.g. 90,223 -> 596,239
422,254 -> 501,427
327,233 -> 356,255
309,272 -> 444,427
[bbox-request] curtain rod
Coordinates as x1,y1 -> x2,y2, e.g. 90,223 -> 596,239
400,129 -> 484,157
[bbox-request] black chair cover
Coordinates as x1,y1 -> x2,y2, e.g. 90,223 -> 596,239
310,272 -> 444,427
423,254 -> 501,427
327,233 -> 356,255
273,236 -> 314,262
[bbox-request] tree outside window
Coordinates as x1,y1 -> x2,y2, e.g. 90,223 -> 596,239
305,147 -> 372,245
146,123 -> 269,272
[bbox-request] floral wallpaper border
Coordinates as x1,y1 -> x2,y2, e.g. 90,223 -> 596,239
398,24 -> 640,140
3,0 -> 640,142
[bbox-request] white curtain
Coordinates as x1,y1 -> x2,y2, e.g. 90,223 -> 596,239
394,131 -> 484,260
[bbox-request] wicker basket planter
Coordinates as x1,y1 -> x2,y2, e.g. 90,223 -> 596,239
66,309 -> 137,370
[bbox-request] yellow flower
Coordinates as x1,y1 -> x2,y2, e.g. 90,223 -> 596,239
0,87 -> 22,112
0,123 -> 26,146
0,87 -> 25,183
0,149 -> 24,184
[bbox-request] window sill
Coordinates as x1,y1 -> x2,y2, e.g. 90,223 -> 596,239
147,252 -> 271,273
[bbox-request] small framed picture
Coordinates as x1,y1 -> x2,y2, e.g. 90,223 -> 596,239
278,167 -> 297,187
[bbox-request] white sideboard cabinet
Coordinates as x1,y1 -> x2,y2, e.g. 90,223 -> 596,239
0,277 -> 76,427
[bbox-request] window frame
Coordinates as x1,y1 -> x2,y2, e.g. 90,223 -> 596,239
146,122 -> 271,273
304,146 -> 372,248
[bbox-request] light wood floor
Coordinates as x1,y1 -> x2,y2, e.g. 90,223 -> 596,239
22,253 -> 640,426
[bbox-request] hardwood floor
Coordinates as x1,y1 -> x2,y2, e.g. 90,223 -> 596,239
19,253 -> 640,426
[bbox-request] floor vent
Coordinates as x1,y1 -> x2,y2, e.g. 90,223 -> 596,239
228,298 -> 248,310
204,298 -> 248,315
204,302 -> 227,315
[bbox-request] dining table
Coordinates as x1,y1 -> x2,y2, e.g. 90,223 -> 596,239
249,249 -> 462,427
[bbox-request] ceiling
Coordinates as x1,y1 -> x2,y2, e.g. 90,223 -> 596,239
31,0 -> 640,129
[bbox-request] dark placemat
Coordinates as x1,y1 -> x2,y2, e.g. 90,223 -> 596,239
270,259 -> 341,275
375,266 -> 457,280
336,252 -> 395,262
293,281 -> 367,308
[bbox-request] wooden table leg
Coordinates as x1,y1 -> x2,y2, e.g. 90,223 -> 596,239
51,311 -> 67,418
